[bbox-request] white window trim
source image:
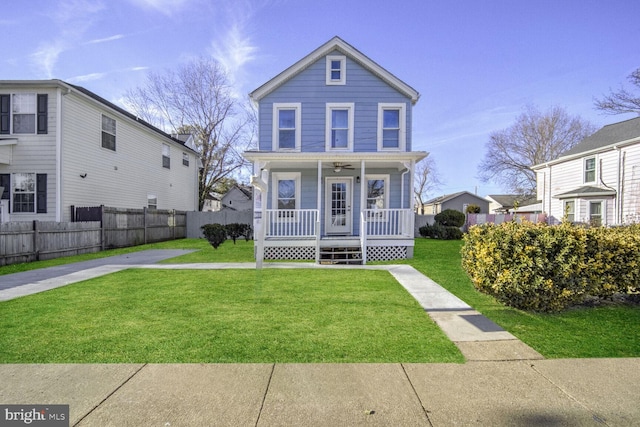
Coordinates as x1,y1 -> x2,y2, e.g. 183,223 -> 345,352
11,172 -> 36,214
326,55 -> 346,85
325,102 -> 354,151
10,92 -> 37,135
584,156 -> 597,184
563,199 -> 576,222
147,193 -> 158,210
588,199 -> 606,226
272,172 -> 301,211
377,103 -> 406,151
272,103 -> 301,151
365,174 -> 389,221
101,114 -> 117,151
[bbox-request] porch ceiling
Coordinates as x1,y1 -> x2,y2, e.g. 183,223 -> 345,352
243,150 -> 428,170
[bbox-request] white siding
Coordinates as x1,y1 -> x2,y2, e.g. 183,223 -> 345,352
0,87 -> 58,221
622,144 -> 640,223
60,91 -> 198,221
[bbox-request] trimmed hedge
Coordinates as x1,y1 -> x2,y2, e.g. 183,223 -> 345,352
461,221 -> 640,312
419,224 -> 463,240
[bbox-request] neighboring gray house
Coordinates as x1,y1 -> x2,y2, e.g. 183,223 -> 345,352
532,117 -> 640,225
221,185 -> 253,211
421,191 -> 490,214
0,80 -> 199,222
245,37 -> 427,263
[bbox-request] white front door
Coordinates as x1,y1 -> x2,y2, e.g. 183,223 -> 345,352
325,177 -> 353,234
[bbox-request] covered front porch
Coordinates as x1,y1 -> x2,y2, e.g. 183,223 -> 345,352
245,151 -> 426,264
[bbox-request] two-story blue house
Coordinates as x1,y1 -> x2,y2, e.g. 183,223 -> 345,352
245,37 -> 427,264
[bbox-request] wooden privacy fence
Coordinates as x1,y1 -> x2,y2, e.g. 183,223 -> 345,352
73,206 -> 187,249
0,207 -> 187,266
0,221 -> 101,266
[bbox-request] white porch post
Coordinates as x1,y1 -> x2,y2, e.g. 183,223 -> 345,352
316,160 -> 322,263
409,159 -> 416,236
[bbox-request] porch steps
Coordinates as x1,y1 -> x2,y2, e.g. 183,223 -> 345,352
318,246 -> 362,265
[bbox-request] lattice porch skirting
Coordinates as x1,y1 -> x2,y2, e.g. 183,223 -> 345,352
264,246 -> 316,260
365,246 -> 408,261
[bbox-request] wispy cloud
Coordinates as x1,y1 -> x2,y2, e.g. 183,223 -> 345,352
208,1 -> 260,98
68,72 -> 107,83
30,0 -> 106,78
86,34 -> 124,44
128,0 -> 191,16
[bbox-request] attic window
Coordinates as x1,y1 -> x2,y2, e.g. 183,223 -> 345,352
326,55 -> 346,85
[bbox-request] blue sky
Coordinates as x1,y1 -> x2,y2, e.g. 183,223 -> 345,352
3,0 -> 639,197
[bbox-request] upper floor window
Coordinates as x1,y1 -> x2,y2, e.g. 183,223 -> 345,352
182,152 -> 189,167
377,103 -> 406,151
162,144 -> 171,169
0,93 -> 48,135
273,103 -> 301,151
101,115 -> 116,151
326,103 -> 354,150
584,157 -> 596,183
326,55 -> 346,85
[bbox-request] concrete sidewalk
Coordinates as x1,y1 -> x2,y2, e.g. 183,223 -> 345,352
1,360 -> 638,426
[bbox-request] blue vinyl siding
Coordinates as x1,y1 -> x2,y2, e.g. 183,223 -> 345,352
259,51 -> 412,152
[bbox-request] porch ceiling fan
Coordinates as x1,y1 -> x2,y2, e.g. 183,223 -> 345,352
333,162 -> 355,172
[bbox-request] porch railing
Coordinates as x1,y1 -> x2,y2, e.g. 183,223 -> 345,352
362,208 -> 413,237
265,209 -> 319,238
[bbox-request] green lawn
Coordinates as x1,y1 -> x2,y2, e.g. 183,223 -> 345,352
407,239 -> 640,359
0,268 -> 463,363
1,237 -> 638,360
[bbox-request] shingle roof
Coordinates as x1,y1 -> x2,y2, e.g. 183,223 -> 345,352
554,186 -> 616,199
424,191 -> 488,205
487,194 -> 538,209
561,116 -> 640,157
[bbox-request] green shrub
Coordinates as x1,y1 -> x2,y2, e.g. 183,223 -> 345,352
419,224 -> 463,240
461,221 -> 640,312
225,223 -> 253,244
201,223 -> 227,249
434,209 -> 466,227
466,204 -> 481,214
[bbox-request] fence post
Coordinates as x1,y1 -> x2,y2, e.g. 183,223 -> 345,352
33,220 -> 40,261
143,207 -> 148,244
100,205 -> 105,251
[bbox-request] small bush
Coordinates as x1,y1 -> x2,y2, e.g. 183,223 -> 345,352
466,204 -> 481,214
419,224 -> 463,240
225,223 -> 253,243
201,223 -> 227,249
434,209 -> 466,227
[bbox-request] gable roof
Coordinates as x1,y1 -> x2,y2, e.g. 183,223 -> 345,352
532,117 -> 640,169
562,116 -> 640,157
249,36 -> 420,104
423,191 -> 488,205
487,194 -> 538,209
0,79 -> 198,154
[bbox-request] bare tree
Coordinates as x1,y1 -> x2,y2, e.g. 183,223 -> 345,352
414,156 -> 442,214
478,105 -> 596,195
594,67 -> 640,115
124,57 -> 254,210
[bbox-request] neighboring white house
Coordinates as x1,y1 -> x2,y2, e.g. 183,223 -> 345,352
532,117 -> 640,225
221,185 -> 253,212
0,80 -> 199,222
486,194 -> 539,214
245,37 -> 427,264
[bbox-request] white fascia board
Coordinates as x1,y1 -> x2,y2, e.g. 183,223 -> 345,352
532,137 -> 640,170
249,37 -> 419,104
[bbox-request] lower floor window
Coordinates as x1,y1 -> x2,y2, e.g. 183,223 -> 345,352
589,201 -> 603,226
563,200 -> 575,222
12,173 -> 35,213
148,193 -> 158,210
